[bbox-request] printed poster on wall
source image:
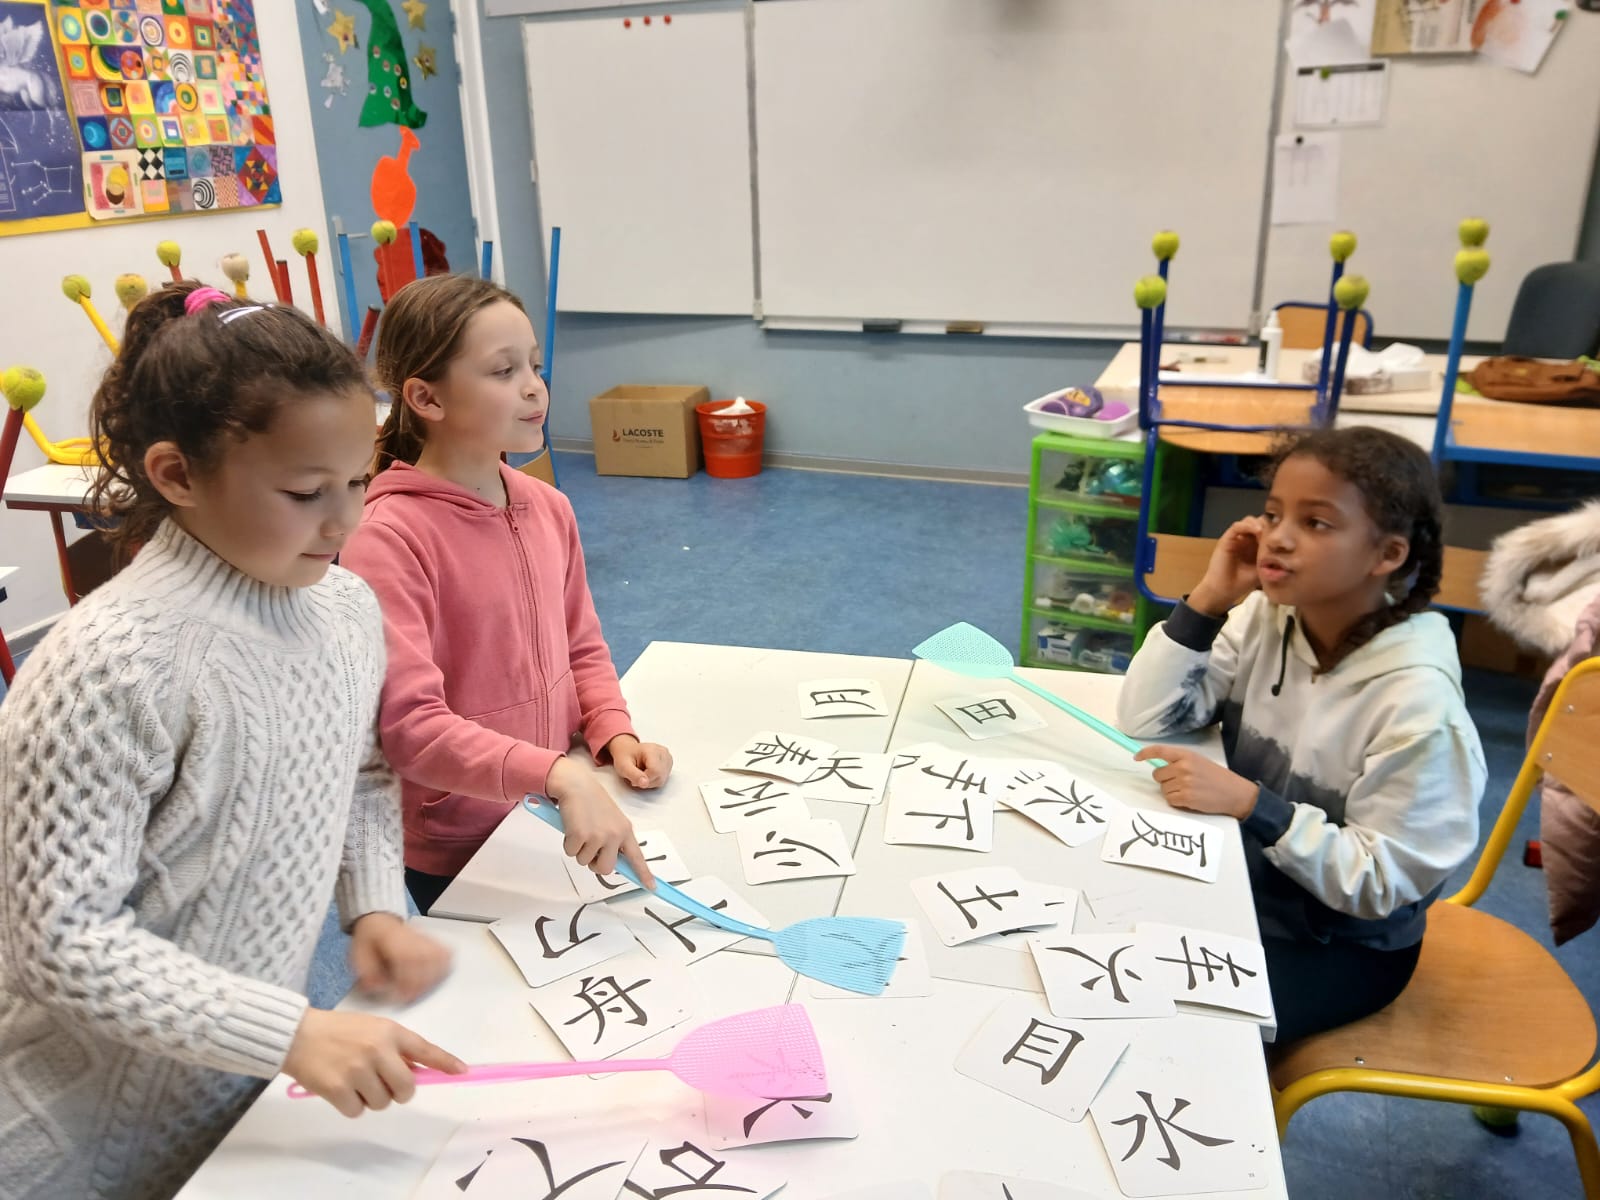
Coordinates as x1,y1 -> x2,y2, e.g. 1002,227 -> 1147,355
0,0 -> 85,230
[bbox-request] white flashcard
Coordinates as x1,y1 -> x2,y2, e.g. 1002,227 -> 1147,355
800,752 -> 894,805
936,690 -> 1047,741
611,876 -> 769,965
623,1136 -> 786,1200
489,899 -> 637,988
703,1082 -> 860,1148
700,776 -> 810,834
990,757 -> 1059,792
562,830 -> 693,902
939,1171 -> 1100,1200
911,867 -> 1053,947
736,818 -> 857,885
412,1119 -> 644,1200
1000,769 -> 1129,849
722,731 -> 840,783
1028,932 -> 1176,1020
975,884 -> 1079,953
889,741 -> 948,773
823,1183 -> 931,1200
799,677 -> 891,719
1100,808 -> 1222,884
955,998 -> 1133,1123
1137,922 -> 1275,1021
891,745 -> 1008,804
884,778 -> 995,852
1079,887 -> 1161,933
808,917 -> 933,999
527,951 -> 695,1060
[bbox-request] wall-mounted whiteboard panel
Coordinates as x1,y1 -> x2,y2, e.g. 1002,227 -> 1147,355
523,7 -> 755,314
753,0 -> 1283,332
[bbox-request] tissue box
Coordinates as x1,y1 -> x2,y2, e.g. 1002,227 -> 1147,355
1299,344 -> 1434,394
589,385 -> 709,478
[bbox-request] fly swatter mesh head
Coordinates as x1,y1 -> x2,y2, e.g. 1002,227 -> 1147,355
775,916 -> 907,996
911,622 -> 1015,680
670,1004 -> 828,1098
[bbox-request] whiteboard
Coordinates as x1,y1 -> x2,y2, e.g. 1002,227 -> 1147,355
523,6 -> 755,315
1261,15 -> 1600,343
752,0 -> 1284,332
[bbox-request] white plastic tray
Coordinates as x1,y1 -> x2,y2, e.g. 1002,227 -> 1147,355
1024,390 -> 1138,439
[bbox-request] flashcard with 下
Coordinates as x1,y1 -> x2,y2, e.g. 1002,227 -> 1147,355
975,884 -> 1079,952
936,691 -> 1047,741
563,830 -> 693,902
910,867 -> 1053,947
955,998 -> 1133,1123
939,1171 -> 1100,1200
699,777 -> 810,834
527,952 -> 696,1060
722,731 -> 839,783
1000,770 -> 1128,849
884,780 -> 995,852
1139,922 -> 1274,1021
613,877 -> 769,965
1100,808 -> 1222,884
736,818 -> 857,885
703,1081 -> 860,1148
622,1137 -> 787,1200
808,917 -> 933,999
489,899 -> 638,988
412,1118 -> 645,1200
800,752 -> 894,805
799,677 -> 891,719
1028,932 -> 1176,1020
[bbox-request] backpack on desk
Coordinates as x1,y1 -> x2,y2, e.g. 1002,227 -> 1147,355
1469,356 -> 1600,405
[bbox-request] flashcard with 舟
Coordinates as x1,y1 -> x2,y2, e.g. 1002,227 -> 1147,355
1088,1039 -> 1271,1197
955,998 -> 1134,1123
1099,808 -> 1222,884
808,916 -> 933,999
884,780 -> 995,852
736,818 -> 857,885
822,1183 -> 932,1200
527,952 -> 696,1060
703,1079 -> 860,1148
412,1118 -> 645,1200
722,731 -> 840,783
1138,922 -> 1274,1021
939,1171 -> 1100,1200
612,876 -> 769,966
699,776 -> 810,834
799,677 -> 891,719
489,899 -> 638,988
975,883 -> 1079,952
911,867 -> 1054,947
563,830 -> 693,902
800,752 -> 894,805
1028,932 -> 1176,1020
936,691 -> 1047,741
1000,770 -> 1128,849
623,1136 -> 787,1200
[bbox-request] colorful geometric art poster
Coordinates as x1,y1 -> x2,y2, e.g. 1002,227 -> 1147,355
0,0 -> 85,229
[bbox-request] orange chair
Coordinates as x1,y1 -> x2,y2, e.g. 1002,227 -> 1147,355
1273,301 -> 1373,351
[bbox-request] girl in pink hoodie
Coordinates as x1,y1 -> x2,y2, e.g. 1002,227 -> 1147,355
341,275 -> 673,913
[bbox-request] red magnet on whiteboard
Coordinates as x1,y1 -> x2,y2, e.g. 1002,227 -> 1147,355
664,14 -> 672,22
643,15 -> 651,24
623,17 -> 631,27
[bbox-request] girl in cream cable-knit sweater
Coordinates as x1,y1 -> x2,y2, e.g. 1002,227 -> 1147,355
0,283 -> 464,1200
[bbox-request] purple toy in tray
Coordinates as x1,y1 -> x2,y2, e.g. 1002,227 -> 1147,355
1037,386 -> 1130,422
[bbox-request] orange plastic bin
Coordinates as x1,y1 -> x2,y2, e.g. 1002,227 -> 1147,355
695,399 -> 767,478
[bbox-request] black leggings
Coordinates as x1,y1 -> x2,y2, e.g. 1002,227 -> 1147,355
1263,935 -> 1422,1043
404,867 -> 455,916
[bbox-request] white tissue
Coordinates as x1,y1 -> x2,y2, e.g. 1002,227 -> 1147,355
717,396 -> 756,415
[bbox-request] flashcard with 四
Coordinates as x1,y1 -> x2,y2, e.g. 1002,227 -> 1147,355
999,769 -> 1128,849
562,830 -> 693,902
527,951 -> 696,1060
939,1171 -> 1100,1200
1099,808 -> 1222,884
910,867 -> 1053,947
799,677 -> 891,719
611,876 -> 769,965
955,998 -> 1133,1123
700,776 -> 810,833
489,899 -> 637,988
1138,922 -> 1274,1021
975,883 -> 1079,952
1028,932 -> 1176,1020
808,916 -> 933,999
623,1137 -> 787,1200
412,1118 -> 645,1200
736,817 -> 857,885
884,778 -> 995,852
935,691 -> 1047,741
703,1081 -> 860,1148
799,752 -> 894,805
722,731 -> 840,783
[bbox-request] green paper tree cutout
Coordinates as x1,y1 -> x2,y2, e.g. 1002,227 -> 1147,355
356,0 -> 427,129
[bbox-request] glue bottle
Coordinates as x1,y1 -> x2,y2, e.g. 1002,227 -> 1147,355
1258,310 -> 1283,379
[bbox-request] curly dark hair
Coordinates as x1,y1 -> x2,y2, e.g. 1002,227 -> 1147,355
1265,425 -> 1444,668
87,279 -> 373,559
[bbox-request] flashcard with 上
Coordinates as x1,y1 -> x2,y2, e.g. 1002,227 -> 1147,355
800,752 -> 894,806
955,998 -> 1133,1123
808,916 -> 932,999
884,779 -> 995,852
1100,808 -> 1222,884
699,777 -> 810,834
1028,932 -> 1176,1020
975,884 -> 1079,952
1000,771 -> 1128,849
489,899 -> 637,988
412,1118 -> 645,1200
703,1082 -> 860,1148
736,818 -> 857,885
722,731 -> 839,783
910,867 -> 1053,947
939,1171 -> 1100,1200
935,691 -> 1047,741
612,876 -> 769,965
622,1137 -> 786,1200
527,952 -> 696,1060
799,677 -> 891,719
563,830 -> 693,902
1138,922 -> 1274,1021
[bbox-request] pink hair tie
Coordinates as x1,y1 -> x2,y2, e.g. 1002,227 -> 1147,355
184,286 -> 231,315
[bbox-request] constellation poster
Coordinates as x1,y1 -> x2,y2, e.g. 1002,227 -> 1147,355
0,1 -> 83,227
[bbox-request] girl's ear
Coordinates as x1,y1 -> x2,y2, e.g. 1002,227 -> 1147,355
401,376 -> 446,425
144,441 -> 199,508
1374,533 -> 1410,580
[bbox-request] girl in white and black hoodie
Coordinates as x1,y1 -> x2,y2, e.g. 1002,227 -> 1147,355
1119,427 -> 1485,1041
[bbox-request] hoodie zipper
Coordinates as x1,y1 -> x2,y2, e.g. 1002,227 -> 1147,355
506,506 -> 550,739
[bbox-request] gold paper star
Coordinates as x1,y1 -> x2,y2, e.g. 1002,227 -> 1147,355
412,42 -> 437,79
402,0 -> 427,30
328,9 -> 358,53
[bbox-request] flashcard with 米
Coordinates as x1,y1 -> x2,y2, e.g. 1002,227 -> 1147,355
722,731 -> 840,783
612,876 -> 769,966
699,776 -> 810,833
703,1081 -> 860,1148
955,998 -> 1133,1123
1000,770 -> 1128,849
1138,922 -> 1274,1021
800,752 -> 894,805
526,952 -> 696,1060
799,677 -> 891,719
1027,932 -> 1175,1020
910,867 -> 1053,946
412,1118 -> 645,1200
1100,808 -> 1222,884
936,691 -> 1047,741
736,818 -> 857,885
562,830 -> 693,902
489,899 -> 638,988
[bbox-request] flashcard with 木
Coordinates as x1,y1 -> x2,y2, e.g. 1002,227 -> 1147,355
1138,922 -> 1274,1021
736,818 -> 857,885
612,876 -> 769,965
935,691 -> 1047,741
955,998 -> 1133,1123
412,1118 -> 645,1200
722,731 -> 839,783
1027,932 -> 1176,1020
975,883 -> 1079,952
702,1080 -> 860,1148
884,776 -> 995,851
527,952 -> 696,1060
489,899 -> 637,988
938,1171 -> 1100,1200
1000,769 -> 1128,849
563,830 -> 693,902
621,1137 -> 786,1200
800,752 -> 894,805
799,677 -> 891,719
910,867 -> 1053,947
699,776 -> 810,833
808,916 -> 933,999
1100,808 -> 1222,884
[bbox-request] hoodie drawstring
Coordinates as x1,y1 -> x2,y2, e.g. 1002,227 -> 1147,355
1271,615 -> 1295,697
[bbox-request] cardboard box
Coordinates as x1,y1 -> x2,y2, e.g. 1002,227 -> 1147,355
589,385 -> 709,478
1461,613 -> 1551,682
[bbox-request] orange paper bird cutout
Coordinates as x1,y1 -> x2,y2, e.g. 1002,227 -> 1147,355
371,127 -> 420,227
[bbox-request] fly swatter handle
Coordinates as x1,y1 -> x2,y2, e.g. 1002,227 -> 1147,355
1010,676 -> 1167,768
287,1057 -> 668,1097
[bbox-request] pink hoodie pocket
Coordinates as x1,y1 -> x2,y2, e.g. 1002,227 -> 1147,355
419,697 -> 543,842
546,669 -> 583,750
